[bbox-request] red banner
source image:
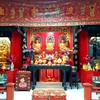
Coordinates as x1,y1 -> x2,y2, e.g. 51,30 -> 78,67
0,0 -> 100,26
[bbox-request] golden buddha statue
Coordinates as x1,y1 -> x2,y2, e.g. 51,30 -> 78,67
59,39 -> 68,52
46,39 -> 54,51
0,39 -> 10,70
33,39 -> 41,52
0,44 -> 8,58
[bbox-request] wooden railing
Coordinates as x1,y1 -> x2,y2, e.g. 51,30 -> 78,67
83,83 -> 100,100
0,83 -> 14,100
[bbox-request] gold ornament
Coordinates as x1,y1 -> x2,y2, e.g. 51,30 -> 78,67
23,33 -> 26,37
74,33 -> 77,36
75,55 -> 77,59
19,7 -> 24,18
75,61 -> 78,64
81,4 -> 85,15
11,7 -> 15,18
75,44 -> 78,47
23,38 -> 26,42
0,7 -> 4,15
32,7 -> 39,16
89,4 -> 96,17
74,39 -> 78,42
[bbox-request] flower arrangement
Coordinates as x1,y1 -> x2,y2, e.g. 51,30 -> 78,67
62,49 -> 77,64
46,54 -> 54,61
83,55 -> 95,69
22,49 -> 34,59
83,55 -> 95,63
22,49 -> 34,53
65,49 -> 77,59
6,55 -> 16,64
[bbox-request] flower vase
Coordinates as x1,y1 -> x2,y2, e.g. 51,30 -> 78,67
11,62 -> 14,70
87,62 -> 91,70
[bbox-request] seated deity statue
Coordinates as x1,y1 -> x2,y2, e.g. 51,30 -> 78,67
41,51 -> 46,59
33,39 -> 41,52
40,51 -> 47,64
59,39 -> 69,52
0,44 -> 8,58
54,51 -> 59,59
66,55 -> 71,64
46,39 -> 54,51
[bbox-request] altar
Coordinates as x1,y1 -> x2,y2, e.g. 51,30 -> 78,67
27,65 -> 72,90
27,28 -> 73,82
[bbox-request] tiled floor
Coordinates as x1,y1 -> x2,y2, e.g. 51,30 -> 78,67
0,82 -> 100,100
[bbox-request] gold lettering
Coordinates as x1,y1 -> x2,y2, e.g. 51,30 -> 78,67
66,6 -> 74,14
0,7 -> 4,15
81,4 -> 85,15
89,4 -> 96,17
32,7 -> 39,16
20,75 -> 26,77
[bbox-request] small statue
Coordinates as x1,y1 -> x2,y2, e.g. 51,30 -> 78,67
48,61 -> 52,66
66,56 -> 71,64
41,51 -> 46,58
2,63 -> 6,71
34,59 -> 39,65
54,51 -> 59,59
53,59 -> 57,64
95,58 -> 100,70
45,76 -> 55,82
95,63 -> 99,71
57,57 -> 62,64
62,53 -> 67,64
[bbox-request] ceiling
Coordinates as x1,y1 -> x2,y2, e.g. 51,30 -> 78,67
6,0 -> 68,4
82,25 -> 100,36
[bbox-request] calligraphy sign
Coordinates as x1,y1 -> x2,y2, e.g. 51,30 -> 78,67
0,0 -> 100,26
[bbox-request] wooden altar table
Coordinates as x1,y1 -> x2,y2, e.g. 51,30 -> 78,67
27,65 -> 72,90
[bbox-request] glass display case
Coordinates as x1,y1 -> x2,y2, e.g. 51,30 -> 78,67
89,37 -> 100,70
89,37 -> 100,58
0,74 -> 7,86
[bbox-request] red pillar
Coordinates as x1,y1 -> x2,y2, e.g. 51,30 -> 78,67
6,83 -> 15,100
83,83 -> 92,100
